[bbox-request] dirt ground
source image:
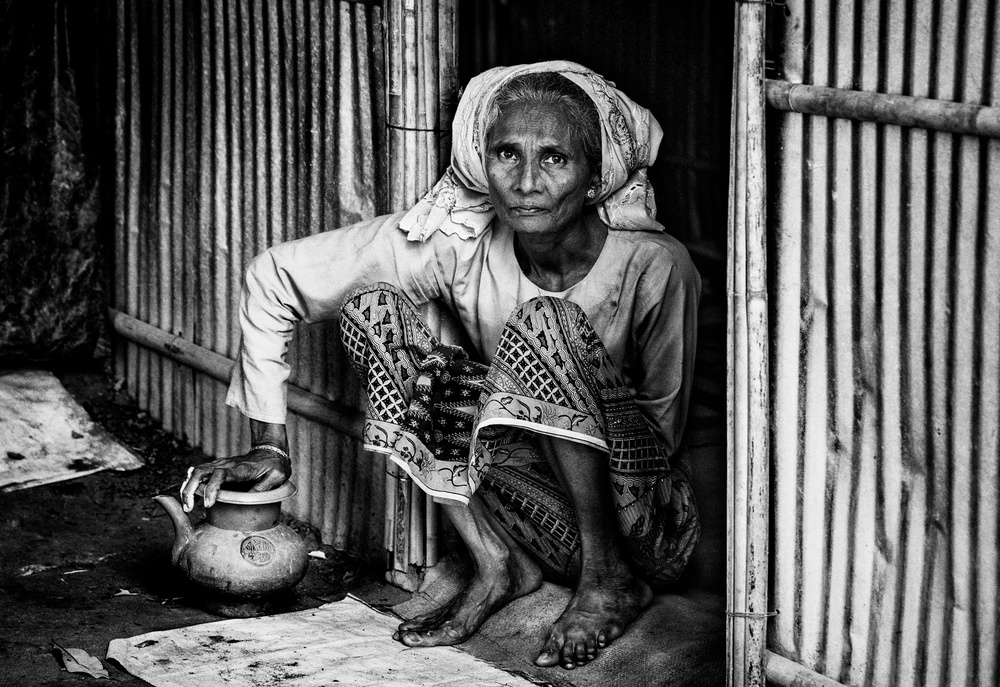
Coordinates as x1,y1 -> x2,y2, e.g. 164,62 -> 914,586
0,364 -> 405,686
1,361 -> 725,686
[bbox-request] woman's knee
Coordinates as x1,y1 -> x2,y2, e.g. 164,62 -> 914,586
500,296 -> 608,367
340,281 -> 407,319
507,296 -> 585,328
339,282 -> 415,359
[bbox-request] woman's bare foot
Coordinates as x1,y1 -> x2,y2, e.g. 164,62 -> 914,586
393,538 -> 543,647
534,568 -> 652,670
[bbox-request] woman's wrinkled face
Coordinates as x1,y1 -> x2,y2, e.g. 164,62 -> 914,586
485,103 -> 596,238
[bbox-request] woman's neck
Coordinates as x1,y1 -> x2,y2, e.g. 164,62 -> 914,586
512,211 -> 608,292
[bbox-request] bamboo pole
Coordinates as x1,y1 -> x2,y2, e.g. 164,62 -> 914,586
147,0 -> 163,427
437,0 -> 458,166
384,0 -> 458,578
728,2 -> 770,687
158,0 -> 174,435
113,0 -> 127,405
136,2 -> 152,424
224,0 -> 246,460
194,0 -> 212,455
766,652 -> 848,687
385,0 -> 411,578
108,309 -> 366,439
212,0 -> 230,462
126,0 -> 141,409
169,0 -> 186,443
765,79 -> 1000,138
333,430 -> 357,551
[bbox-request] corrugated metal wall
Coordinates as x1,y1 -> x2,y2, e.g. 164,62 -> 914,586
768,1 -> 999,685
113,0 -> 388,557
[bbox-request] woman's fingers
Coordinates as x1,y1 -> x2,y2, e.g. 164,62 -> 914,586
248,466 -> 289,492
203,468 -> 229,508
180,463 -> 219,512
178,452 -> 290,512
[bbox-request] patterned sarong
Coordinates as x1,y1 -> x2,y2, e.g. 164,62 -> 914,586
340,283 -> 699,584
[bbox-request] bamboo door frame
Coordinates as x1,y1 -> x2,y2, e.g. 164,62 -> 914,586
381,2 -> 781,683
382,0 -> 459,588
727,1 -> 770,686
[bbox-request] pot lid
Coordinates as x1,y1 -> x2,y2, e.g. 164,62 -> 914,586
195,480 -> 297,505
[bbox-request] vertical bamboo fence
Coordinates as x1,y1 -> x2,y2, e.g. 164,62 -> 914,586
385,0 -> 458,588
727,2 -> 769,686
382,0 -> 458,587
112,0 -> 391,559
765,1 -> 1000,685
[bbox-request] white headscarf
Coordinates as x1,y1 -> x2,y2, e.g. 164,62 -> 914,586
399,60 -> 665,242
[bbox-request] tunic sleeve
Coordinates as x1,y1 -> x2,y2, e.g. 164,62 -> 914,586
225,212 -> 444,424
631,246 -> 702,457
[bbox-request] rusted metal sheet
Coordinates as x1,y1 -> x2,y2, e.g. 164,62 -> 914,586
767,1 -> 999,685
113,0 -> 387,559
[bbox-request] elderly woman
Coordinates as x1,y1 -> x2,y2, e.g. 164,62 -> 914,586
180,60 -> 701,670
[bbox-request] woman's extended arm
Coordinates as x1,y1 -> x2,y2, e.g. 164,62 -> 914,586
179,212 -> 446,510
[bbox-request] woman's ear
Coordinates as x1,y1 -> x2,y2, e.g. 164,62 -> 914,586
588,174 -> 601,198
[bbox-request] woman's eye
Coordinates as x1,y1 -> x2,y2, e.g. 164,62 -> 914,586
497,149 -> 516,161
545,154 -> 566,165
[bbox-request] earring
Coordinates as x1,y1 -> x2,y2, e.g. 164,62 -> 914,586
586,188 -> 597,198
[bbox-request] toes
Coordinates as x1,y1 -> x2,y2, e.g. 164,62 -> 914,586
398,619 -> 420,632
605,622 -> 624,642
397,630 -> 423,646
397,622 -> 472,648
585,636 -> 598,660
534,651 -> 559,667
559,639 -> 580,669
534,639 -> 562,668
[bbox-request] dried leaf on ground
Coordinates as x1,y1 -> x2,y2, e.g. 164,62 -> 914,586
113,589 -> 139,597
51,640 -> 110,679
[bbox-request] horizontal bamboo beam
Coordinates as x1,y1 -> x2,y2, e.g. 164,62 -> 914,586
109,309 -> 366,440
766,651 -> 847,687
765,79 -> 1000,138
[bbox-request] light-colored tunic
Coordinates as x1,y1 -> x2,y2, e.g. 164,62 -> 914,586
225,211 -> 701,457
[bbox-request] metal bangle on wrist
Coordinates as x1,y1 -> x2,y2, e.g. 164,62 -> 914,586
250,443 -> 289,460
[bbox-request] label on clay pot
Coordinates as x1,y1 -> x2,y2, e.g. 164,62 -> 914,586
240,536 -> 276,566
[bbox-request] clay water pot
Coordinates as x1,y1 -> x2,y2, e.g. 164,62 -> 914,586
154,481 -> 308,617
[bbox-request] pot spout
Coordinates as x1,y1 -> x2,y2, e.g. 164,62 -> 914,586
153,495 -> 193,566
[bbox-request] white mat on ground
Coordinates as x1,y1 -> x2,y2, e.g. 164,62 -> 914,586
107,595 -> 535,687
0,369 -> 142,491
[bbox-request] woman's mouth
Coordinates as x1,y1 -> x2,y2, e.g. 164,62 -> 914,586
510,206 -> 548,215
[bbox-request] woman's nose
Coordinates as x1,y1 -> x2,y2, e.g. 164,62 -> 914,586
514,160 -> 542,193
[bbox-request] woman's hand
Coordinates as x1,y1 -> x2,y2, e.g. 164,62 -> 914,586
179,420 -> 290,512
